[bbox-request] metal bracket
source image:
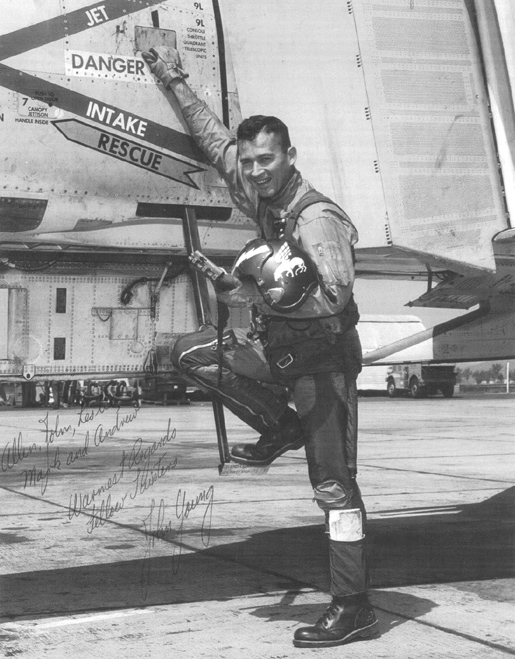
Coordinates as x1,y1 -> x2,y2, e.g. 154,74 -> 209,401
22,364 -> 35,380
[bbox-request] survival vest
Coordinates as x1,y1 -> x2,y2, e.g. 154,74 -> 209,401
257,189 -> 356,261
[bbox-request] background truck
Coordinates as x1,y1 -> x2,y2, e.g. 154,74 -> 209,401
386,364 -> 457,399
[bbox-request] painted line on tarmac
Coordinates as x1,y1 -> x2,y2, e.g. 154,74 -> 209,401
367,486 -> 505,498
373,506 -> 462,518
371,452 -> 515,461
361,463 -> 515,485
4,608 -> 154,632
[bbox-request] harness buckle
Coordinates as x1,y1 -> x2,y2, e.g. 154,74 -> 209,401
276,353 -> 294,369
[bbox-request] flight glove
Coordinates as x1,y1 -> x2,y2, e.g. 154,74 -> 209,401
141,46 -> 189,88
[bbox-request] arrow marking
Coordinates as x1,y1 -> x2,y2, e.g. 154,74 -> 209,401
53,119 -> 205,188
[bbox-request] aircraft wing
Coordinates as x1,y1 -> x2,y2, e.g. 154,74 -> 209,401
407,227 -> 515,309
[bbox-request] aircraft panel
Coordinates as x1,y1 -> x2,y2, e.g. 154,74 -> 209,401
432,308 -> 515,362
0,1 -> 63,54
0,0 -> 254,251
219,0 -> 392,252
0,266 -> 194,379
0,259 -> 251,380
352,0 -> 508,271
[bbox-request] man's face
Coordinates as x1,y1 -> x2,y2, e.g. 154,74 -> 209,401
239,130 -> 297,199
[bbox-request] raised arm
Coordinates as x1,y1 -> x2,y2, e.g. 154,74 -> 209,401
142,47 -> 256,218
141,46 -> 198,109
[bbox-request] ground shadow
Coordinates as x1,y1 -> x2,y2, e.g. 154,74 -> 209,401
246,588 -> 437,630
368,486 -> 515,588
1,487 -> 513,625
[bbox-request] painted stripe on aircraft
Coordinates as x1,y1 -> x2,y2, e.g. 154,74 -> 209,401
53,119 -> 204,188
0,63 -> 206,164
0,0 -> 163,62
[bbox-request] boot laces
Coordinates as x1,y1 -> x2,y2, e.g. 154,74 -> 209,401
317,602 -> 341,628
255,427 -> 280,448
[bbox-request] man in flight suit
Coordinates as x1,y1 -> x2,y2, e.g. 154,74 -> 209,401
143,46 -> 378,648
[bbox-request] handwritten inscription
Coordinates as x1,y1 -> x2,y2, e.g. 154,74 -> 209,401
141,485 -> 214,595
19,411 -> 73,495
176,485 -> 214,549
22,442 -> 61,496
68,418 -> 177,533
16,402 -> 142,496
1,432 -> 38,473
40,411 -> 75,444
2,401 -> 216,598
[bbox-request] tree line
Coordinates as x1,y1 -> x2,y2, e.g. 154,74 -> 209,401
457,363 -> 511,385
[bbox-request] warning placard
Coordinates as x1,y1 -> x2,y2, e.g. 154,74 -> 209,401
65,50 -> 154,84
53,119 -> 205,188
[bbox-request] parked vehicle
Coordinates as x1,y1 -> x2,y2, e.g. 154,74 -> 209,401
386,364 -> 457,398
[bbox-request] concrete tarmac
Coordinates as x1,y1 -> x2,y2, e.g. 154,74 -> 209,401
0,394 -> 514,658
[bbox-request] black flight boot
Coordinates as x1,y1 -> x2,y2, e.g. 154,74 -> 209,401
230,407 -> 305,466
293,594 -> 378,648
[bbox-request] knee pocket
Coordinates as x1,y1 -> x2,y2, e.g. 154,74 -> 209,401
313,480 -> 352,511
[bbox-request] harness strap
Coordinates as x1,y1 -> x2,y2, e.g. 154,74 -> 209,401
282,190 -> 337,241
258,191 -> 336,240
258,190 -> 356,267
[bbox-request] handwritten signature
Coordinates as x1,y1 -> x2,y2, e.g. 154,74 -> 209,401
141,485 -> 215,597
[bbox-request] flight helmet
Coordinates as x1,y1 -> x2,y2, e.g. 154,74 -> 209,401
232,238 -> 320,312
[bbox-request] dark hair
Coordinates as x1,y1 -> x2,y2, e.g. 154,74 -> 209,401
237,115 -> 291,151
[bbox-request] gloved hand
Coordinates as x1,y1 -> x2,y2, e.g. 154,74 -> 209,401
212,271 -> 240,292
141,46 -> 189,88
216,277 -> 262,308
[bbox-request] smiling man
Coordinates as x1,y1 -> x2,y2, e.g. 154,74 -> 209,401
238,115 -> 296,198
143,46 -> 378,649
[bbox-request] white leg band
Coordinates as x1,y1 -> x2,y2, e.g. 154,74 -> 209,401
328,508 -> 364,541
